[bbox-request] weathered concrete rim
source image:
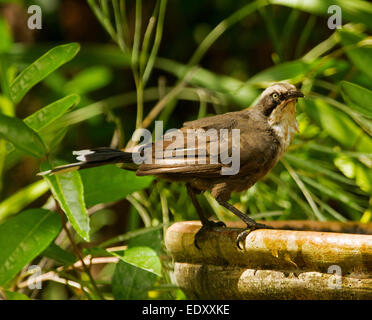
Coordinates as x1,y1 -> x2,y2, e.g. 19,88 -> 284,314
174,262 -> 372,300
165,221 -> 372,273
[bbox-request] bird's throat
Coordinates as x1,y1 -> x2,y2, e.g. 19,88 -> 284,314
268,100 -> 298,156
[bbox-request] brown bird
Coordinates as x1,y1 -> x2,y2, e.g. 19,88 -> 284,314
40,82 -> 304,249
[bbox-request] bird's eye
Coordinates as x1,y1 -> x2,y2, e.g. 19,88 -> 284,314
272,93 -> 279,99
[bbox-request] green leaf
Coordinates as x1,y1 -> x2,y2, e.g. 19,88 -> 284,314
0,209 -> 61,286
0,113 -> 46,157
0,179 -> 49,222
301,175 -> 365,212
0,17 -> 12,54
155,58 -> 258,106
112,260 -> 157,300
355,163 -> 372,194
248,60 -> 310,84
113,246 -> 162,276
341,81 -> 372,118
284,153 -> 355,186
41,162 -> 90,241
4,290 -> 30,300
80,165 -> 153,207
270,0 -> 372,31
42,242 -> 76,265
24,94 -> 80,131
128,227 -> 162,255
338,29 -> 372,80
64,66 -> 113,95
9,43 -> 80,103
302,98 -> 372,152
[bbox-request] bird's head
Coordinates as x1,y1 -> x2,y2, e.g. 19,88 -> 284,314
256,82 -> 304,122
255,82 -> 304,149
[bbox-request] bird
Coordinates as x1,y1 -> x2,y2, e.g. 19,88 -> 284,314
39,82 -> 304,249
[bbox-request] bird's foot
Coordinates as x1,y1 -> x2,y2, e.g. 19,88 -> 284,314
194,220 -> 226,249
236,222 -> 273,250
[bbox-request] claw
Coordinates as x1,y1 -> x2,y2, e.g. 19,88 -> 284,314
194,220 -> 226,249
236,222 -> 274,250
236,229 -> 252,250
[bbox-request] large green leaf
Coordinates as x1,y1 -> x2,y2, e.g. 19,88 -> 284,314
41,162 -> 90,241
9,43 -> 80,103
0,209 -> 61,286
248,60 -> 310,84
302,98 -> 372,152
24,94 -> 80,131
80,165 -> 153,207
341,81 -> 372,119
270,0 -> 372,31
112,260 -> 157,300
112,246 -> 162,276
338,29 -> 372,80
0,113 -> 46,157
155,58 -> 258,106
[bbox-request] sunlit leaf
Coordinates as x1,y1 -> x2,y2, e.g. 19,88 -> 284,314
41,162 -> 90,241
338,29 -> 372,80
113,246 -> 162,276
24,94 -> 80,131
355,163 -> 372,193
302,98 -> 372,152
341,81 -> 372,118
9,43 -> 80,103
301,175 -> 366,212
0,179 -> 49,222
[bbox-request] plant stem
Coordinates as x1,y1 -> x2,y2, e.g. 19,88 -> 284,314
56,203 -> 105,300
143,0 -> 168,85
113,0 -> 126,52
87,0 -> 117,42
132,0 -> 142,72
135,79 -> 144,129
140,16 -> 156,76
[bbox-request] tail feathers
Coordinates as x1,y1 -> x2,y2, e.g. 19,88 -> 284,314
38,147 -> 136,176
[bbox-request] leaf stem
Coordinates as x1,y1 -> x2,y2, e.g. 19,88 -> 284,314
56,202 -> 105,300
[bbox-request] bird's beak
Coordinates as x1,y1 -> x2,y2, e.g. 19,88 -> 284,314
286,90 -> 304,99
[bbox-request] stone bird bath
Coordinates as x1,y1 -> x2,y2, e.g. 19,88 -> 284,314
165,220 -> 372,299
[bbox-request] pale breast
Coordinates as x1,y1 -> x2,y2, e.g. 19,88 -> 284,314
269,101 -> 298,159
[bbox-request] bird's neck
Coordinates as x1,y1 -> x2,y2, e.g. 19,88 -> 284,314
268,101 -> 298,156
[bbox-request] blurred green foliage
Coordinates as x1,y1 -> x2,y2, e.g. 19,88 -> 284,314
0,0 -> 371,300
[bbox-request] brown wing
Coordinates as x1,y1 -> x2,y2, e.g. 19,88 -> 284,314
136,112 -> 249,177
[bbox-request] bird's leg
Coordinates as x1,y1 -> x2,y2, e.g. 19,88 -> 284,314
186,184 -> 226,249
216,198 -> 273,249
